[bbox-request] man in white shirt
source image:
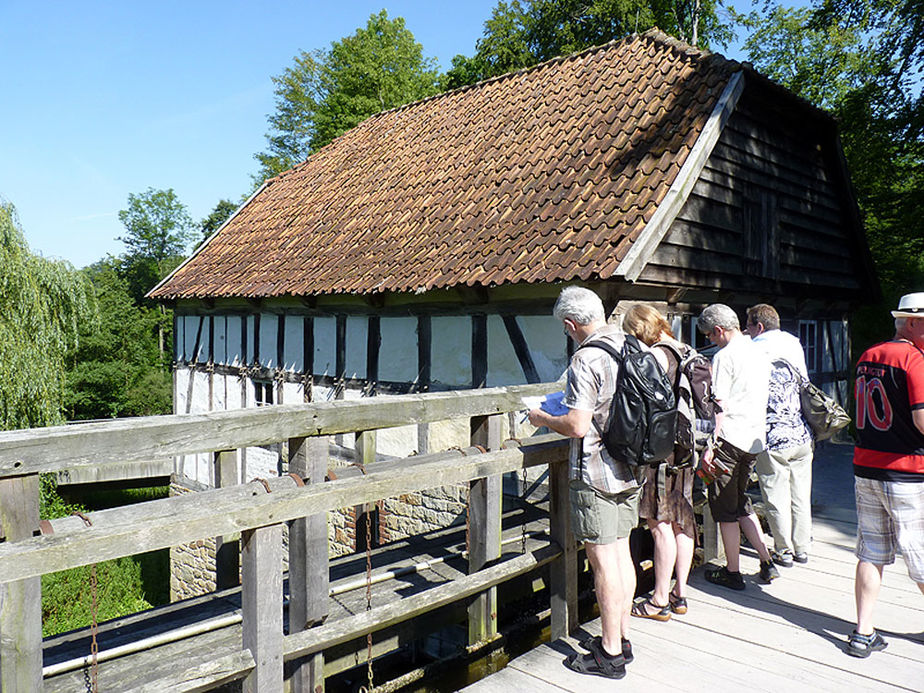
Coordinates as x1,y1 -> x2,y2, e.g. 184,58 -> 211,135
698,304 -> 780,589
746,304 -> 814,567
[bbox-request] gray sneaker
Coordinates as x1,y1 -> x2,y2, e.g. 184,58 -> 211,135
847,630 -> 887,658
759,559 -> 780,583
793,552 -> 809,564
771,549 -> 794,567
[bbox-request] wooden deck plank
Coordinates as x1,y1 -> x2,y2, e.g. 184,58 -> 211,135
466,498 -> 924,693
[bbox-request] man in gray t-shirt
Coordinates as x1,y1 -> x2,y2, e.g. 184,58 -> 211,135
528,287 -> 639,679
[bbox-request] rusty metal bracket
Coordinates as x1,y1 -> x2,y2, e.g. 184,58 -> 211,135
286,472 -> 305,487
72,511 -> 93,527
39,519 -> 54,535
250,477 -> 272,493
350,462 -> 367,475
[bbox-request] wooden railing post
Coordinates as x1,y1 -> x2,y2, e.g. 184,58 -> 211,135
0,473 -> 42,692
468,414 -> 503,645
288,435 -> 329,693
549,454 -> 578,640
241,520 -> 283,693
214,449 -> 240,589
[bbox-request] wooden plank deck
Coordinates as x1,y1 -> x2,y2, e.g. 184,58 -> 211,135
465,467 -> 924,692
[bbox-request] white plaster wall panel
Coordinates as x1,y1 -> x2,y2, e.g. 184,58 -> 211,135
245,315 -> 256,364
376,424 -> 419,458
212,316 -> 227,365
345,316 -> 367,380
314,317 -> 336,377
427,419 -> 469,453
431,316 -> 471,388
312,384 -> 337,402
517,315 -> 569,383
259,313 -> 278,369
487,315 -> 523,387
212,372 -> 227,411
244,446 -> 283,479
282,381 -> 304,405
226,316 -> 243,366
175,316 -> 186,362
379,317 -> 418,382
184,315 -> 203,362
283,315 -> 304,372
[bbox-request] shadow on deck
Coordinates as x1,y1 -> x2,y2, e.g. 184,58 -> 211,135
464,443 -> 924,692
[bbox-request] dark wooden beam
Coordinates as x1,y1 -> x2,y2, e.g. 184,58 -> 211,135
366,316 -> 381,396
458,284 -> 489,305
472,314 -> 488,389
416,315 -> 431,393
335,315 -> 346,399
502,315 -> 540,384
277,314 -> 286,371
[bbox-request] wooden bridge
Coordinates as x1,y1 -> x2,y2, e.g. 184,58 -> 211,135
2,385 -> 921,692
465,448 -> 924,692
0,381 -> 584,692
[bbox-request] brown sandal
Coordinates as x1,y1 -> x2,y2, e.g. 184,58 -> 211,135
631,596 -> 671,621
669,592 -> 688,615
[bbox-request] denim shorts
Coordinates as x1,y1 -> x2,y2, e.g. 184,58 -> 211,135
855,476 -> 924,582
569,480 -> 641,545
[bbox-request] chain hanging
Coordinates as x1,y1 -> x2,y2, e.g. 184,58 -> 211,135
521,467 -> 529,554
90,563 -> 99,692
359,505 -> 374,693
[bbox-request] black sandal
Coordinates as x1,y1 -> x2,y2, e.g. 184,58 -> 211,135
564,641 -> 626,679
631,596 -> 671,621
669,592 -> 688,615
578,634 -> 633,663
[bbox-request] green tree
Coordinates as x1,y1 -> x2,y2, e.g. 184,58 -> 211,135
199,198 -> 239,243
734,0 -> 924,295
118,187 -> 194,304
442,0 -> 733,90
64,259 -> 172,420
0,203 -> 94,429
254,10 -> 440,182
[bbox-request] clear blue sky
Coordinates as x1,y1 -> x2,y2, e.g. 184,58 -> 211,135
0,2 -> 747,268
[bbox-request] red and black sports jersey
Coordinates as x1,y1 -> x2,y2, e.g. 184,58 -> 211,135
853,340 -> 924,481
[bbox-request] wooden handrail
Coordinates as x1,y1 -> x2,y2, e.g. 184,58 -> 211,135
0,381 -> 560,477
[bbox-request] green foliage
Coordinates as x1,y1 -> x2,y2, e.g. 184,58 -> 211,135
40,481 -> 170,637
199,198 -> 239,243
734,0 -> 924,350
65,258 -> 172,420
442,0 -> 733,89
254,10 -> 440,182
117,188 -> 194,304
0,203 -> 95,430
42,550 -> 169,637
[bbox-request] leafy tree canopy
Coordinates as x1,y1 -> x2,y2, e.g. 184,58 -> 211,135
0,203 -> 95,429
117,187 -> 194,304
733,0 -> 924,296
199,198 -> 238,243
64,259 -> 171,420
442,0 -> 733,90
254,10 -> 440,182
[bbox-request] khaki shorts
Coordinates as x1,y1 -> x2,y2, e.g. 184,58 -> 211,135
569,480 -> 641,545
855,476 -> 924,583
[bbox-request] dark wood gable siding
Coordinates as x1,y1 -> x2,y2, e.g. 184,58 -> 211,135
639,83 -> 866,299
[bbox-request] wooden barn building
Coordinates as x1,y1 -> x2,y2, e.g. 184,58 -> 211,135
150,29 -> 876,546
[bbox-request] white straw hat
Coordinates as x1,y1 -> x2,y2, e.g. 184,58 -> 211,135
891,292 -> 924,318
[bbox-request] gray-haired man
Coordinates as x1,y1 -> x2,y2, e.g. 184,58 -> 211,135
698,304 -> 779,588
528,286 -> 639,680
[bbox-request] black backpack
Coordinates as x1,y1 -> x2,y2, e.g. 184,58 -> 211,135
578,334 -> 677,467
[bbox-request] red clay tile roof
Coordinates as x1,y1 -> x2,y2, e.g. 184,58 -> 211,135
151,29 -> 737,300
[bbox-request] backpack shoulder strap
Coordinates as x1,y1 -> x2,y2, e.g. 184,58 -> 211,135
577,338 -> 625,362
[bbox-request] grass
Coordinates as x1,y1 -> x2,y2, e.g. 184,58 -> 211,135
40,477 -> 171,637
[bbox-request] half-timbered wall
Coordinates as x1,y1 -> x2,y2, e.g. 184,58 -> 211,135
172,309 -> 570,489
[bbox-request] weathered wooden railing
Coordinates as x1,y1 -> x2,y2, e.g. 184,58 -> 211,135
0,382 -> 578,692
